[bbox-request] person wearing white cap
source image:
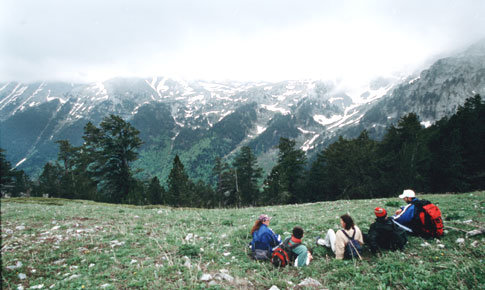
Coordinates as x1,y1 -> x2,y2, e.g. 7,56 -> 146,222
390,189 -> 420,231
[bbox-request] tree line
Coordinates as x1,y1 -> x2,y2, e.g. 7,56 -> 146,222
1,95 -> 483,207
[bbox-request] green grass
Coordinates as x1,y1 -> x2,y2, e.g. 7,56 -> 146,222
1,192 -> 484,289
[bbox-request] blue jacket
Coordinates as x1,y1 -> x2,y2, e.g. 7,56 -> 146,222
251,224 -> 281,253
393,198 -> 419,225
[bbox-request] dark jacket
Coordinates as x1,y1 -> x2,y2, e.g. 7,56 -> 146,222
367,217 -> 407,253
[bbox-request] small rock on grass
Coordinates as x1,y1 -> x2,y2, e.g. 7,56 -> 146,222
7,261 -> 22,270
18,273 -> 27,280
65,274 -> 81,281
298,277 -> 323,288
200,273 -> 212,281
214,273 -> 234,282
183,256 -> 191,268
269,286 -> 280,290
456,238 -> 465,244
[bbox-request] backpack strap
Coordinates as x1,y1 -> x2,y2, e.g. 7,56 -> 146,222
340,228 -> 356,240
284,237 -> 302,250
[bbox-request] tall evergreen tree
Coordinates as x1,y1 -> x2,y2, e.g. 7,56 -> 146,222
377,113 -> 428,194
55,140 -> 78,199
309,131 -> 380,200
82,115 -> 143,203
35,162 -> 63,197
427,95 -> 485,191
0,148 -> 13,191
232,146 -> 262,206
192,180 -> 216,208
264,138 -> 306,204
212,157 -> 236,207
0,148 -> 31,197
167,155 -> 193,206
147,176 -> 164,205
9,170 -> 31,197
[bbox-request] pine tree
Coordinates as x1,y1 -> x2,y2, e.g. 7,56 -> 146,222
35,162 -> 63,197
147,176 -> 164,205
167,155 -> 193,207
212,157 -> 236,207
55,140 -> 78,199
427,94 -> 485,191
81,115 -> 143,203
0,148 -> 13,191
263,138 -> 306,204
377,113 -> 428,194
309,131 -> 380,200
232,146 -> 262,206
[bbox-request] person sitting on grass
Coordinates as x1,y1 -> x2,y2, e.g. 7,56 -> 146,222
392,189 -> 444,238
367,207 -> 407,254
249,214 -> 281,260
287,226 -> 313,267
316,214 -> 364,259
392,189 -> 419,232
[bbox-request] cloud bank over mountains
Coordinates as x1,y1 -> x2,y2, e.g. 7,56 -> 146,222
1,0 -> 485,84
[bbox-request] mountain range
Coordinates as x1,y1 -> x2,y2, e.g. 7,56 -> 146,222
1,40 -> 484,184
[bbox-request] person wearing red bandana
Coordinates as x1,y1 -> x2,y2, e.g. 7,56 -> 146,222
367,207 -> 407,254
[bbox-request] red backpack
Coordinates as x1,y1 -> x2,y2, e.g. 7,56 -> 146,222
271,237 -> 300,267
413,199 -> 444,238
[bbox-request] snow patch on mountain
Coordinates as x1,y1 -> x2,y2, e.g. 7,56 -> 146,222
218,110 -> 234,122
313,114 -> 342,126
327,105 -> 361,130
261,104 -> 290,115
298,127 -> 315,134
16,83 -> 44,112
94,82 -> 108,98
0,83 -> 9,92
0,83 -> 26,110
409,76 -> 420,84
256,125 -> 266,134
301,134 -> 320,151
15,158 -> 27,168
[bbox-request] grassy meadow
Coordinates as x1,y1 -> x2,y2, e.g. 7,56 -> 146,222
1,191 -> 484,289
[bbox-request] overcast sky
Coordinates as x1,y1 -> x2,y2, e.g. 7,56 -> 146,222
1,0 -> 485,85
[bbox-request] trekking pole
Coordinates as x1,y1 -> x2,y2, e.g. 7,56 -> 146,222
349,241 -> 363,261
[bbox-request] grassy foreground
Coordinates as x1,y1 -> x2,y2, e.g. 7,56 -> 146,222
1,192 -> 484,289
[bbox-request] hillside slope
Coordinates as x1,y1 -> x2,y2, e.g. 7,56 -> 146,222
1,191 -> 484,289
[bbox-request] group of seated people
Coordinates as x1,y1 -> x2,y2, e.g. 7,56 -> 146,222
250,189 -> 440,267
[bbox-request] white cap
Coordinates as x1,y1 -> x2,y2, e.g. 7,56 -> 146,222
399,189 -> 415,199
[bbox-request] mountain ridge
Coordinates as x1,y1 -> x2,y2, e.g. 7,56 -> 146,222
1,41 -> 484,184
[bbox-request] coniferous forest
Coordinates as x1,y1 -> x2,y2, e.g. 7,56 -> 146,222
1,95 -> 484,207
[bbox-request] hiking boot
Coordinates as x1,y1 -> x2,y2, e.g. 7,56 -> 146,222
315,236 -> 323,246
316,236 -> 329,247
